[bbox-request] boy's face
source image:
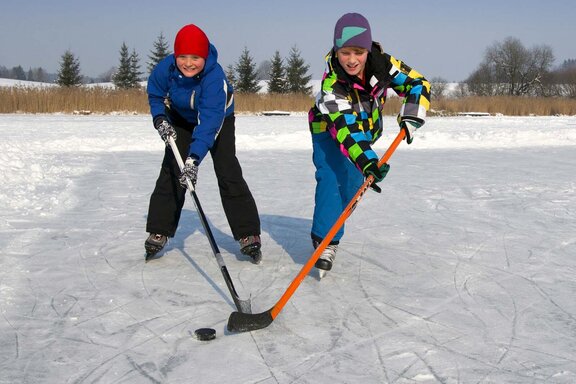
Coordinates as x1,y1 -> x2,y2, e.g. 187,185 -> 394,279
176,55 -> 206,77
336,47 -> 368,79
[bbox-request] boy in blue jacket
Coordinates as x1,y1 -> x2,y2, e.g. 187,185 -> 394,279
145,24 -> 262,263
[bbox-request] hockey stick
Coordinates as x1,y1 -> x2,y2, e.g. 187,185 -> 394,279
227,130 -> 406,332
167,136 -> 252,314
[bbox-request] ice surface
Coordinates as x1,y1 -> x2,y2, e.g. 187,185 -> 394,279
1,113 -> 575,383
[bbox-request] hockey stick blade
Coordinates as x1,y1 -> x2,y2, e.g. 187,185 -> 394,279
226,130 -> 406,332
227,308 -> 273,332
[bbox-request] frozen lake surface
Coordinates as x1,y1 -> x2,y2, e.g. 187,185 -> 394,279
1,113 -> 575,383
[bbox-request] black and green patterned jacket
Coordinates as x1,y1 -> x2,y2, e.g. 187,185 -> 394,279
309,42 -> 431,172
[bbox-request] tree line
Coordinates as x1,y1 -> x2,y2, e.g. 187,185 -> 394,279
3,35 -> 576,98
434,37 -> 576,98
1,32 -> 313,94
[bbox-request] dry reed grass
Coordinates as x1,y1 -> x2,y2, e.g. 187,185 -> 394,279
432,96 -> 576,116
1,86 -> 575,116
234,93 -> 313,113
0,86 -> 148,114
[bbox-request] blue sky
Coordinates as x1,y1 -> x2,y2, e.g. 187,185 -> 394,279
1,0 -> 574,82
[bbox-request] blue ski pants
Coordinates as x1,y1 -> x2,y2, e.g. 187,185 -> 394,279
311,132 -> 364,244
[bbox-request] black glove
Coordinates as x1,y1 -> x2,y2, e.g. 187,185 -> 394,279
400,120 -> 421,145
363,161 -> 390,193
179,157 -> 199,189
153,116 -> 176,143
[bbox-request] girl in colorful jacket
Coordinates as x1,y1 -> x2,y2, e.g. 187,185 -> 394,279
145,24 -> 262,263
308,13 -> 431,274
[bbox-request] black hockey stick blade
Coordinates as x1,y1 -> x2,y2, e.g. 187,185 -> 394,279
227,308 -> 274,333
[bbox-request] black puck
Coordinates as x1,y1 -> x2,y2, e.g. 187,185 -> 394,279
194,328 -> 216,341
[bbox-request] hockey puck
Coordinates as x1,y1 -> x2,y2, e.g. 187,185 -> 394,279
194,328 -> 216,341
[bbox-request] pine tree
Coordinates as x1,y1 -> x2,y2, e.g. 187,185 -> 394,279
147,32 -> 171,74
113,43 -> 141,89
234,47 -> 261,93
12,65 -> 26,81
267,51 -> 285,94
225,64 -> 237,89
56,50 -> 82,87
285,46 -> 312,95
130,48 -> 143,86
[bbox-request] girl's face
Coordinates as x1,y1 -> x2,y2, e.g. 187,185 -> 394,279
336,47 -> 368,79
176,55 -> 206,77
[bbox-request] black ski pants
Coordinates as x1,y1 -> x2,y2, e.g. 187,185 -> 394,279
146,113 -> 260,240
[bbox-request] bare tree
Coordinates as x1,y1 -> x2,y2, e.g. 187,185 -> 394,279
257,60 -> 271,80
466,62 -> 497,96
466,37 -> 554,96
430,77 -> 448,99
554,67 -> 576,98
98,67 -> 116,83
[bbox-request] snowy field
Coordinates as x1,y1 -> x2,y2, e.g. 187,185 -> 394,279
1,113 -> 576,383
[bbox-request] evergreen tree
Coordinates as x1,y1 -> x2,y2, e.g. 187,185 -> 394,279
56,50 -> 82,87
267,51 -> 286,94
285,46 -> 312,95
147,32 -> 171,74
12,65 -> 26,80
112,42 -> 131,88
234,47 -> 261,93
113,43 -> 141,89
130,48 -> 143,86
225,64 -> 237,89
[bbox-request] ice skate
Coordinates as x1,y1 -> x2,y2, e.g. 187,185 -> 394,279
313,240 -> 338,279
145,233 -> 168,261
240,235 -> 262,264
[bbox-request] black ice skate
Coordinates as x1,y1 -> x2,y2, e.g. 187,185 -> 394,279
240,235 -> 262,264
145,233 -> 168,261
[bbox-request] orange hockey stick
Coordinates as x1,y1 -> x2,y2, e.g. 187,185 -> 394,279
227,130 -> 406,332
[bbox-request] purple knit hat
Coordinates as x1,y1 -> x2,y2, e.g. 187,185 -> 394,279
333,13 -> 372,51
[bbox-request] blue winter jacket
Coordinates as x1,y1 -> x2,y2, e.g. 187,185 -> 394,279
147,44 -> 234,162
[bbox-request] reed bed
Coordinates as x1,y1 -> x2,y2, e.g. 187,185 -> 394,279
1,86 -> 575,116
432,96 -> 576,116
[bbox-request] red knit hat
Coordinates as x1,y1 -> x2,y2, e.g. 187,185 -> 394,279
174,24 -> 209,59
